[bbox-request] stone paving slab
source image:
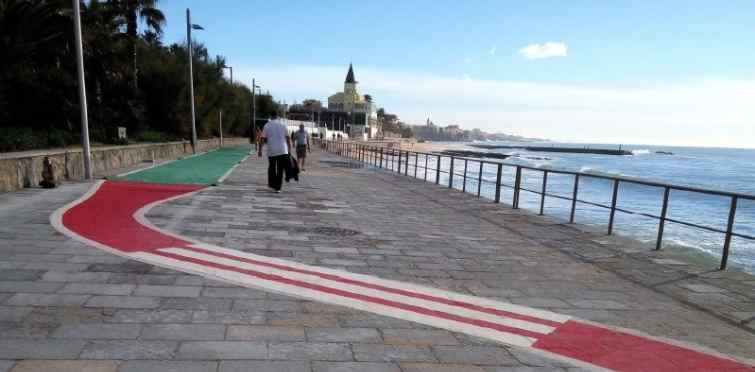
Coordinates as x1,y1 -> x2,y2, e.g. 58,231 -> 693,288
0,150 -> 753,370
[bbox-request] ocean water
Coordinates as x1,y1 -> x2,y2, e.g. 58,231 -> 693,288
386,143 -> 755,273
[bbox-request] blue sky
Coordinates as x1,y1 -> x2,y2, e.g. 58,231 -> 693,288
157,1 -> 755,147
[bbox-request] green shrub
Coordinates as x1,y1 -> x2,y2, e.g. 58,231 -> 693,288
134,130 -> 175,143
46,129 -> 73,148
0,127 -> 39,152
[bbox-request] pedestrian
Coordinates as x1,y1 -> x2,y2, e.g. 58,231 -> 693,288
293,124 -> 310,171
258,112 -> 291,193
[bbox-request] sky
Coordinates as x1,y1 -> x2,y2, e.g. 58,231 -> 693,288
157,1 -> 755,148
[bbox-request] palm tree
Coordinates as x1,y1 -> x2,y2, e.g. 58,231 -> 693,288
115,0 -> 165,91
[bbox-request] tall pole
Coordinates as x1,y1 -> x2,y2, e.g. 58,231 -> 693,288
251,78 -> 256,145
229,67 -> 233,83
73,0 -> 92,179
219,110 -> 223,147
187,8 -> 197,154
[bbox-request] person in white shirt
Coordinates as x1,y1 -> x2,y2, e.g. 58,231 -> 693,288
258,112 -> 291,192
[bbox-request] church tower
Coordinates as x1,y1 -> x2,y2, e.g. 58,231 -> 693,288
343,63 -> 359,106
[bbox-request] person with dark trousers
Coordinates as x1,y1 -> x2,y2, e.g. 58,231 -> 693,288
292,124 -> 310,171
258,113 -> 291,193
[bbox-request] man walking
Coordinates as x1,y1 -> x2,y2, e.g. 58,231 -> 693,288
293,124 -> 310,171
258,112 -> 291,193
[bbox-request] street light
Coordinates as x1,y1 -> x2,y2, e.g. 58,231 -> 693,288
72,0 -> 92,179
186,8 -> 203,154
222,65 -> 233,83
251,78 -> 260,145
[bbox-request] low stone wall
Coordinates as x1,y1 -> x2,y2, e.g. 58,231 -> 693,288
0,138 -> 248,192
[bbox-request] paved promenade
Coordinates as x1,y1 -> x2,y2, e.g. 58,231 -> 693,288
0,148 -> 753,371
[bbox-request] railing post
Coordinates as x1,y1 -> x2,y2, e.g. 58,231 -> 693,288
399,151 -> 403,173
655,186 -> 671,250
424,154 -> 429,181
539,171 -> 548,215
379,148 -> 384,168
494,164 -> 502,203
569,174 -> 580,223
414,153 -> 419,178
435,155 -> 441,184
721,196 -> 738,270
477,161 -> 483,197
462,159 -> 468,192
513,167 -> 522,209
404,151 -> 409,175
449,157 -> 455,188
608,179 -> 620,235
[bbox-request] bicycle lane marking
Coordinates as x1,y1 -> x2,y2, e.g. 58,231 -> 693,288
51,180 -> 755,372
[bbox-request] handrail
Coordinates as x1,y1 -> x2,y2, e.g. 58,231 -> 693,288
332,143 -> 755,200
319,139 -> 752,270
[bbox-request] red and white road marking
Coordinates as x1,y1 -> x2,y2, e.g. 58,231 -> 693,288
51,180 -> 755,371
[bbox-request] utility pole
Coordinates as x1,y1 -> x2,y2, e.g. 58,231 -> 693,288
73,0 -> 92,179
186,9 -> 197,153
251,78 -> 256,145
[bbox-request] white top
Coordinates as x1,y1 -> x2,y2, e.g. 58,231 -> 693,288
261,119 -> 289,156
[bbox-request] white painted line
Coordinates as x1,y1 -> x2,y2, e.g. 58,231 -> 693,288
115,161 -> 160,178
132,250 -> 538,347
217,155 -> 249,184
163,247 -> 556,335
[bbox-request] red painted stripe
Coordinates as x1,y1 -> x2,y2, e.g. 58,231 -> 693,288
181,245 -> 563,328
62,181 -> 201,252
153,250 -> 546,340
534,320 -> 754,371
66,181 -> 560,328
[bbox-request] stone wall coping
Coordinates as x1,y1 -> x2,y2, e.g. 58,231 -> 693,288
0,138 -> 246,160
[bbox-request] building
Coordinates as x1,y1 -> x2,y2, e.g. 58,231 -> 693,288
445,125 -> 464,137
326,64 -> 378,139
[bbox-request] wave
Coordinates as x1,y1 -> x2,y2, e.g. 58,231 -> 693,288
631,149 -> 651,155
578,166 -> 628,178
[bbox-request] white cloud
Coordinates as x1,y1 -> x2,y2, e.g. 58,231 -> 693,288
489,46 -> 497,56
519,42 -> 568,60
234,64 -> 755,148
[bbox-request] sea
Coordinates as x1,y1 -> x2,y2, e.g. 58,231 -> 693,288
411,142 -> 755,274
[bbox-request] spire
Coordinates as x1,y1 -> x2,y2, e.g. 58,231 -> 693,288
345,63 -> 356,84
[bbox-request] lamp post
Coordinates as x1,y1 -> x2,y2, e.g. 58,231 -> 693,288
250,78 -> 260,145
222,65 -> 233,83
186,8 -> 203,154
72,0 -> 92,179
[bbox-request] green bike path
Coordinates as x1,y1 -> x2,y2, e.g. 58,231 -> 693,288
116,145 -> 252,185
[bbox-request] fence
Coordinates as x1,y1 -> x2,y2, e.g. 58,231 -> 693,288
320,139 -> 755,271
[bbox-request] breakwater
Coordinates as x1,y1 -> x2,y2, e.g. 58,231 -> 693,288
440,150 -> 511,160
471,144 -> 632,155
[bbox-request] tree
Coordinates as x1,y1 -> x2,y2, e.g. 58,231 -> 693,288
115,0 -> 165,90
0,0 -> 280,151
302,99 -> 322,109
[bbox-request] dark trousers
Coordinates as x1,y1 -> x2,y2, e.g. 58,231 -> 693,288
268,154 -> 288,191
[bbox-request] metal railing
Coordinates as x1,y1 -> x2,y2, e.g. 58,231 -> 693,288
319,139 -> 755,271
